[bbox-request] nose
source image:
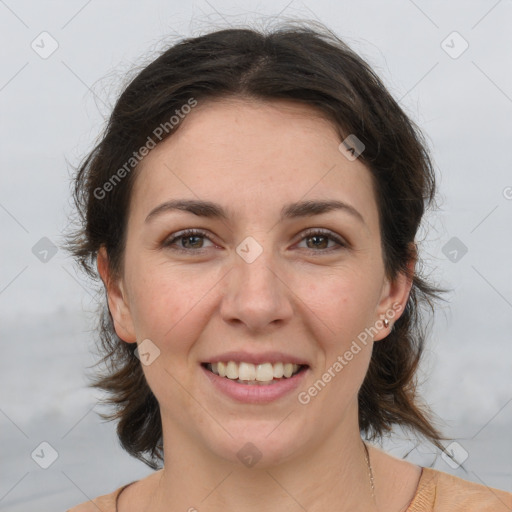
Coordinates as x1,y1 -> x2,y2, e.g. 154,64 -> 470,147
219,244 -> 294,333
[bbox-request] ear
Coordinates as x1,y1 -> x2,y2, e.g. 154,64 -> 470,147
96,246 -> 137,343
373,245 -> 416,342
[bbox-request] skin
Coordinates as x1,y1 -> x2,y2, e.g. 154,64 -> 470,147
97,97 -> 422,511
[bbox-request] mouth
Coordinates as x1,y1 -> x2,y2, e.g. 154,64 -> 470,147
201,361 -> 308,385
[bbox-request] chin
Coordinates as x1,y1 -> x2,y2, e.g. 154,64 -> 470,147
205,421 -> 307,469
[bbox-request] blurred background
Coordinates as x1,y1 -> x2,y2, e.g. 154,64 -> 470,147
1,1 -> 511,510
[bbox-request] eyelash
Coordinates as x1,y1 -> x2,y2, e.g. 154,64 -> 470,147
162,228 -> 347,255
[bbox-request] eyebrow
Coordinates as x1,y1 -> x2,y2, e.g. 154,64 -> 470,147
145,198 -> 365,225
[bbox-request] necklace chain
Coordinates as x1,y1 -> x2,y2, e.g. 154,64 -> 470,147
363,441 -> 376,500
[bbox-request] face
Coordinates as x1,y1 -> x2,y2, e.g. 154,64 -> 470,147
98,97 -> 411,468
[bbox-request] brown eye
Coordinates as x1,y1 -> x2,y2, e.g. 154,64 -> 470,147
162,229 -> 214,252
297,229 -> 346,253
180,235 -> 204,249
305,234 -> 329,250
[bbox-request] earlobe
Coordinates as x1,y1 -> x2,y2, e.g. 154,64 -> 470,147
374,254 -> 415,342
96,246 -> 137,343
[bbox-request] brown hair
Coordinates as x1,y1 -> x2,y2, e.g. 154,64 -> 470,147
65,20 -> 447,470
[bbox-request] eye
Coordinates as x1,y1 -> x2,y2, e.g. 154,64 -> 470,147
162,229 -> 215,252
296,228 -> 347,253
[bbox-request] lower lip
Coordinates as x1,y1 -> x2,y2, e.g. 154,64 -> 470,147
201,364 -> 309,404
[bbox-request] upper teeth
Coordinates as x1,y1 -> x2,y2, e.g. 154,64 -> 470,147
208,361 -> 302,381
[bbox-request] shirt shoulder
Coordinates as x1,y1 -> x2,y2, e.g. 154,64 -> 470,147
408,467 -> 512,511
66,481 -> 137,512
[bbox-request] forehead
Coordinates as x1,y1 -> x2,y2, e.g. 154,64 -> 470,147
130,97 -> 378,228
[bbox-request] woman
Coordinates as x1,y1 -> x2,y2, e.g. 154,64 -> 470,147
65,21 -> 512,511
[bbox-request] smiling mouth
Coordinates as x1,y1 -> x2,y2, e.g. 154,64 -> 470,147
201,362 -> 308,385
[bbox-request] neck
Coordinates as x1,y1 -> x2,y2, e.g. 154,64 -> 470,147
150,409 -> 377,512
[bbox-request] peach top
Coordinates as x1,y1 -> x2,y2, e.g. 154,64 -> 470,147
67,466 -> 512,511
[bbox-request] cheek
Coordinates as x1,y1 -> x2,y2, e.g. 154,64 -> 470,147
297,268 -> 381,345
125,261 -> 221,344
300,276 -> 376,407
